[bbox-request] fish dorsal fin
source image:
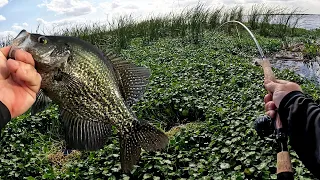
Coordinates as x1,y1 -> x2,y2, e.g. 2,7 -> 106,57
105,50 -> 151,107
31,89 -> 52,115
59,108 -> 112,150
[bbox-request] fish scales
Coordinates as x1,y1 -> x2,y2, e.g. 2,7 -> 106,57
59,44 -> 131,124
10,30 -> 169,172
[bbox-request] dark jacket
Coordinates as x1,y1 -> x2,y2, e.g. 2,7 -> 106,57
0,101 -> 10,130
279,91 -> 320,178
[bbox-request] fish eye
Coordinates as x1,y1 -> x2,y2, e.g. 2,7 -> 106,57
38,36 -> 48,44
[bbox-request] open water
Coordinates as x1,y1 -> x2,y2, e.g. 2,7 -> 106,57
297,14 -> 320,30
269,14 -> 320,84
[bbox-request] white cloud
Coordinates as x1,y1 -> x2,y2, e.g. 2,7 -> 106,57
11,24 -> 24,31
99,0 -> 177,21
36,18 -> 46,25
38,0 -> 96,16
36,17 -> 99,33
0,0 -> 8,8
98,0 -> 225,21
11,23 -> 30,31
0,31 -> 16,40
37,17 -> 83,27
0,15 -> 5,21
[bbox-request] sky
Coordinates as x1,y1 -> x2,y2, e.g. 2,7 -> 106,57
0,0 -> 319,40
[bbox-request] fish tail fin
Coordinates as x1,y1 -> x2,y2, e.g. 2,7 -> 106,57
120,120 -> 169,173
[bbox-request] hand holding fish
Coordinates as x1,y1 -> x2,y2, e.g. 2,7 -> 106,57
0,46 -> 41,118
264,79 -> 302,118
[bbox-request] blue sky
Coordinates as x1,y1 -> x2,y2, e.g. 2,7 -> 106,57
0,0 -> 319,39
1,0 -> 56,32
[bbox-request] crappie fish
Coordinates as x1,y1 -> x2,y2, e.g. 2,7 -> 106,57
10,30 -> 169,172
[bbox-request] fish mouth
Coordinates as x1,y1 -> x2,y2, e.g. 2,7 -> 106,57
9,29 -> 31,59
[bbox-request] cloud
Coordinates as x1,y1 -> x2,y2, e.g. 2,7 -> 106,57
37,17 -> 82,27
34,0 -> 224,33
98,0 -> 224,21
12,24 -> 24,31
0,15 -> 5,21
0,0 -> 8,8
36,17 -> 99,33
11,23 -> 29,31
99,0 -> 180,20
0,31 -> 16,40
36,18 -> 46,25
38,0 -> 96,16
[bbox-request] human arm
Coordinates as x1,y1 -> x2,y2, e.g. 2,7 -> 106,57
278,91 -> 320,178
264,80 -> 320,178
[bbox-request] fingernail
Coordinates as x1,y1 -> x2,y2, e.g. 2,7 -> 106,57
8,48 -> 16,59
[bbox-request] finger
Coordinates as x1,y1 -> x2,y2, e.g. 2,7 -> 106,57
266,110 -> 276,119
0,46 -> 11,79
264,80 -> 277,93
10,49 -> 35,66
265,101 -> 276,111
275,79 -> 291,84
264,93 -> 273,103
7,59 -> 41,92
0,46 -> 11,58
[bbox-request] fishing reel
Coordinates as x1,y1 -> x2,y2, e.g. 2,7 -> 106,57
254,114 -> 289,151
254,115 -> 294,180
254,115 -> 276,139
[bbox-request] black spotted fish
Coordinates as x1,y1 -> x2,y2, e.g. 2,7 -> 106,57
10,30 -> 169,172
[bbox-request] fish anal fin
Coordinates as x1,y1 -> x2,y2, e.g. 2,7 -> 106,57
60,109 -> 111,151
105,50 -> 151,106
119,120 -> 169,172
31,89 -> 52,115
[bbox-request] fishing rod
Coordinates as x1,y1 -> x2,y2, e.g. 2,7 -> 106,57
216,20 -> 294,180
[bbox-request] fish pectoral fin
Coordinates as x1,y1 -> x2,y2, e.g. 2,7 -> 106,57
31,89 -> 52,115
105,50 -> 151,107
120,120 -> 169,172
60,109 -> 111,151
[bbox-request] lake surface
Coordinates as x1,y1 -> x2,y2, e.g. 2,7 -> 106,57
268,14 -> 320,84
296,14 -> 320,30
272,60 -> 320,84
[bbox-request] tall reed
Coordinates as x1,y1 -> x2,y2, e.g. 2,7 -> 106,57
0,4 -> 304,51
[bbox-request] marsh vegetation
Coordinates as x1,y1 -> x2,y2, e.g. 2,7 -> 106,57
0,4 -> 320,179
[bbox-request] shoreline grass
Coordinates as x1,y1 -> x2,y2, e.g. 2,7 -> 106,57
57,4 -> 316,54
1,4 -> 316,52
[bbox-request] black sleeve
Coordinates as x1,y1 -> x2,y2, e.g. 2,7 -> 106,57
278,91 -> 320,178
0,101 -> 11,130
